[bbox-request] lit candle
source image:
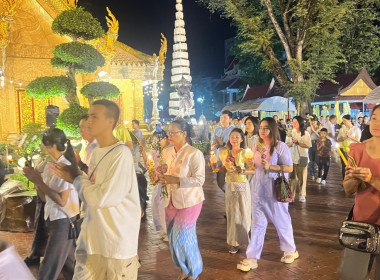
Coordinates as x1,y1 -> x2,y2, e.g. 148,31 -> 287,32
245,148 -> 254,160
5,146 -> 9,169
335,143 -> 348,166
210,151 -> 217,164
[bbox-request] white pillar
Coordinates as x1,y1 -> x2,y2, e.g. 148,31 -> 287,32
151,80 -> 160,124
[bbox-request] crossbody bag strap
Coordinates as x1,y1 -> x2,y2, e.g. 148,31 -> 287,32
347,205 -> 354,221
89,144 -> 124,180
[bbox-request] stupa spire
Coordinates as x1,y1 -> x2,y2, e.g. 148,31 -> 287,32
169,0 -> 195,117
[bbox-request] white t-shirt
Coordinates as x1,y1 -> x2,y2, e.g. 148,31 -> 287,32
74,142 -> 141,260
286,130 -> 312,164
42,155 -> 80,221
337,125 -> 361,145
323,121 -> 336,147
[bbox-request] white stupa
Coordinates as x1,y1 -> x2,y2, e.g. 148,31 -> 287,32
169,0 -> 195,117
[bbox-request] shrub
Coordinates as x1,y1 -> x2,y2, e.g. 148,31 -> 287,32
26,76 -> 74,99
56,103 -> 88,138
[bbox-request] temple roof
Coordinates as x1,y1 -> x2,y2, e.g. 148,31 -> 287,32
112,41 -> 153,66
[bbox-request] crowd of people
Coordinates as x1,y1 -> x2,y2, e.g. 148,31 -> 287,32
1,99 -> 379,280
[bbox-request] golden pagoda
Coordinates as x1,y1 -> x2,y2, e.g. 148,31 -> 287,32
0,0 -> 164,141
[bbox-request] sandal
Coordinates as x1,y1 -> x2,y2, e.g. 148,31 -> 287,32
237,259 -> 258,272
281,251 -> 299,264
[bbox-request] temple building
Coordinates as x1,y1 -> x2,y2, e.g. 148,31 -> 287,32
0,0 -> 164,142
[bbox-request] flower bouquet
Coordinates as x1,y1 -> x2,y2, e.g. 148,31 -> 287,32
256,142 -> 268,174
244,148 -> 255,170
146,153 -> 169,198
209,151 -> 219,173
226,151 -> 243,173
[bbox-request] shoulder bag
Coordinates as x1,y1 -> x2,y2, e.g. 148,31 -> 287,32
296,145 -> 308,167
339,206 -> 380,254
274,166 -> 293,202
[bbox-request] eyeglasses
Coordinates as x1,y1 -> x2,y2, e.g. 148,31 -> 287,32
259,127 -> 270,131
167,131 -> 183,136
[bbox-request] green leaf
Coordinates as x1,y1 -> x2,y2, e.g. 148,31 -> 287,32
26,76 -> 75,99
56,103 -> 88,138
52,7 -> 104,40
80,81 -> 120,99
53,42 -> 105,73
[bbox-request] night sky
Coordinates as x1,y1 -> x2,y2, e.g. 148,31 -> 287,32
81,0 -> 236,78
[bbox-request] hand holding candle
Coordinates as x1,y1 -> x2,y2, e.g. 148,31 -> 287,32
244,148 -> 255,170
210,151 -> 219,173
335,143 -> 348,166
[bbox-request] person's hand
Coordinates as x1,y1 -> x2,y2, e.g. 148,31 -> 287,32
351,167 -> 372,183
262,159 -> 270,170
74,150 -> 81,164
23,167 -> 43,185
292,137 -> 298,144
50,163 -> 80,184
163,175 -> 180,184
215,136 -> 223,146
139,145 -> 145,154
246,159 -> 254,168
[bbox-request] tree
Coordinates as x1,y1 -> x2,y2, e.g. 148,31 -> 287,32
81,81 -> 120,104
26,7 -> 105,104
339,0 -> 380,75
199,0 -> 351,114
56,102 -> 88,138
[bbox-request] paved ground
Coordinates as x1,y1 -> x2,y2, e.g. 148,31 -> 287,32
1,162 -> 362,279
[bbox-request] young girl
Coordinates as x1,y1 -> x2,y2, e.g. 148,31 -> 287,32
220,128 -> 254,254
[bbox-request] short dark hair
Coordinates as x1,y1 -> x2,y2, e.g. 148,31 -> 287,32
358,117 -> 363,120
320,128 -> 328,133
364,115 -> 369,118
244,116 -> 259,136
342,114 -> 351,121
221,110 -> 233,119
92,100 -> 120,129
329,115 -> 337,120
132,119 -> 139,126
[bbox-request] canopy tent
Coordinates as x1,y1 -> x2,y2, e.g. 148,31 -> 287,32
363,86 -> 380,104
222,96 -> 297,114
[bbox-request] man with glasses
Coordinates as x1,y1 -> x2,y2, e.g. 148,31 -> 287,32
212,110 -> 234,192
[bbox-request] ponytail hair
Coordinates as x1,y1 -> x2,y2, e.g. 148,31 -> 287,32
42,128 -> 77,169
171,118 -> 195,146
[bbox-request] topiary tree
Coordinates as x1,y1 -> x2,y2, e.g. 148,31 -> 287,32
81,81 -> 120,104
26,76 -> 75,99
56,102 -> 88,138
26,7 -> 105,104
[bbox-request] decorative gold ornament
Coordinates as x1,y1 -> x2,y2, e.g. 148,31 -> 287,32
94,7 -> 119,59
159,33 -> 167,65
67,0 -> 78,9
0,0 -> 16,48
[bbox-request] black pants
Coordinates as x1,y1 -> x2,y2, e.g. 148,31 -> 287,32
136,173 -> 148,212
38,218 -> 76,280
340,148 -> 347,179
29,196 -> 47,258
317,157 -> 330,180
216,171 -> 226,193
308,141 -> 318,177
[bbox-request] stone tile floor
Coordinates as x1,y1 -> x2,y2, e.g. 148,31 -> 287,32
0,162 -> 368,279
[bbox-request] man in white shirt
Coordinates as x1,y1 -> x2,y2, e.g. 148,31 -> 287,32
53,100 -> 141,280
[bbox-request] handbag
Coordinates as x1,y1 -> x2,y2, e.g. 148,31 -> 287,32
339,206 -> 380,254
68,216 -> 83,240
296,145 -> 308,167
274,167 -> 294,202
231,182 -> 247,192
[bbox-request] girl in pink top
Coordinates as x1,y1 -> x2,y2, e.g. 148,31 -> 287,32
339,104 -> 380,280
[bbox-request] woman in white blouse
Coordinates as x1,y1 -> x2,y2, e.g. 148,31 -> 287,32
286,116 -> 312,202
158,118 -> 205,280
24,128 -> 80,280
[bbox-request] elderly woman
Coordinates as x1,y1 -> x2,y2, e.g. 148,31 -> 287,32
237,117 -> 297,271
24,128 -> 80,280
339,104 -> 380,279
158,118 -> 205,280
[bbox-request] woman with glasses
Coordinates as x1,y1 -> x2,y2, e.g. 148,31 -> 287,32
157,118 -> 205,280
23,128 -> 80,280
286,116 -> 312,202
220,128 -> 254,254
237,117 -> 298,271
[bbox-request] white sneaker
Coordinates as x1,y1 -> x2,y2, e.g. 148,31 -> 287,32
316,178 -> 321,183
321,180 -> 326,185
311,176 -> 315,180
299,196 -> 306,202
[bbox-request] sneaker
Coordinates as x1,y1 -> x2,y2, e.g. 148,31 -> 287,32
299,196 -> 306,202
229,246 -> 240,254
311,176 -> 315,180
321,180 -> 326,185
281,251 -> 299,264
316,178 -> 321,183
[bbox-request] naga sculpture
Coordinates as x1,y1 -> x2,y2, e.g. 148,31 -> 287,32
94,7 -> 119,59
